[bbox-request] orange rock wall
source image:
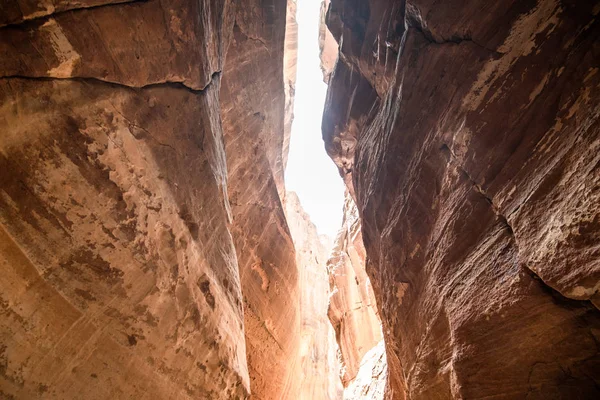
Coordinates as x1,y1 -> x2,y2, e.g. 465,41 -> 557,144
0,0 -> 306,399
220,1 -> 302,398
285,192 -> 343,400
0,1 -> 247,398
327,191 -> 382,386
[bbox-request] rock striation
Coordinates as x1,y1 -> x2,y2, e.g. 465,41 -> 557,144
327,191 -> 382,386
285,192 -> 343,400
0,1 -> 248,398
323,0 -> 600,399
0,0 -> 304,399
318,0 -> 339,83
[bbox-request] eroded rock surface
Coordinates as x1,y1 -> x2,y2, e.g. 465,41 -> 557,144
319,0 -> 338,83
0,0 -> 300,399
323,0 -> 600,398
0,2 -> 249,395
344,341 -> 387,400
327,191 -> 382,386
220,1 -> 302,398
285,192 -> 343,400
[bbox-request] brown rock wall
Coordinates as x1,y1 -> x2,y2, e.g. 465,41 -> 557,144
0,0 -> 299,399
220,1 -> 301,398
323,0 -> 600,398
0,75 -> 248,399
0,0 -> 231,90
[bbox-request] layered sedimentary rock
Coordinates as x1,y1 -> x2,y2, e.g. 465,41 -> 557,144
285,192 -> 343,400
0,1 -> 248,398
327,191 -> 382,385
219,1 -> 302,398
318,0 -> 338,83
344,341 -> 387,400
323,0 -> 600,398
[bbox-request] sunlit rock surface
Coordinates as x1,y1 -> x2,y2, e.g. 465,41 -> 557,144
323,0 -> 600,398
285,192 -> 343,400
220,0 -> 302,398
318,0 -> 338,83
328,191 -> 382,386
0,0 -> 303,399
283,0 -> 299,171
0,1 -> 249,398
344,341 -> 387,400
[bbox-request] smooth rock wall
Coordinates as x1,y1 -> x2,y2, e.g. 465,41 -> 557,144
0,0 -> 303,399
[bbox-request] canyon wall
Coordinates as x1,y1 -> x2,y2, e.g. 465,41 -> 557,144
343,341 -> 387,400
0,1 -> 248,398
323,0 -> 600,399
219,0 -> 302,398
319,0 -> 338,83
327,191 -> 382,386
283,0 -> 299,170
0,0 -> 305,399
285,192 -> 343,400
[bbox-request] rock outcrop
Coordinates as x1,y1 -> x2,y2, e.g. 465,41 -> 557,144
318,0 -> 338,83
323,0 -> 600,399
0,1 -> 248,398
343,341 -> 387,400
219,1 -> 302,398
327,191 -> 382,386
285,192 -> 343,400
0,0 -> 303,399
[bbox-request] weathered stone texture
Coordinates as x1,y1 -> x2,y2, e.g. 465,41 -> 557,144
285,192 -> 343,400
0,76 -> 248,399
343,340 -> 387,400
319,0 -> 338,83
220,1 -> 302,398
323,0 -> 600,398
0,0 -> 297,399
327,191 -> 382,386
0,0 -> 231,90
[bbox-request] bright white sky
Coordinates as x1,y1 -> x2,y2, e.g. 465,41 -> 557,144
285,0 -> 345,238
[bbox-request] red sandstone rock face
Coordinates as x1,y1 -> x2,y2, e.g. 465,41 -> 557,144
344,341 -> 387,400
0,1 -> 249,396
0,0 -> 230,90
0,0 -> 300,399
220,1 -> 302,398
323,0 -> 600,398
328,191 -> 382,386
0,0 -> 128,26
285,192 -> 343,400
